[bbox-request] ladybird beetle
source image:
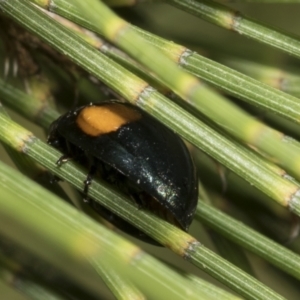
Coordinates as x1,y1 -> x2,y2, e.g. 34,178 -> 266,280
47,101 -> 198,244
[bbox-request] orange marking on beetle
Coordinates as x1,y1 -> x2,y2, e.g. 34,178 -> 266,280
77,103 -> 141,136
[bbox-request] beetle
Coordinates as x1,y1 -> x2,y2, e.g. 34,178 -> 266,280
47,101 -> 198,244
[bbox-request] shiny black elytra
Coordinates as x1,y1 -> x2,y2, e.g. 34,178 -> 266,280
47,101 -> 198,244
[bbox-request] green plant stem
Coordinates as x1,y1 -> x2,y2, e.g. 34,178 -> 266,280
0,157 -> 209,300
217,56 -> 300,97
24,0 -> 300,180
167,0 -> 300,59
0,113 -> 287,300
185,273 -> 243,300
0,79 -> 59,128
196,202 -> 300,280
0,263 -> 65,300
90,259 -> 146,300
184,52 -> 300,124
17,1 -> 300,124
2,1 -> 300,214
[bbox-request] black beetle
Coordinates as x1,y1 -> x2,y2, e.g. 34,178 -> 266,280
47,101 -> 198,244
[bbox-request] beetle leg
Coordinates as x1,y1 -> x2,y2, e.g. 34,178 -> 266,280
83,162 -> 98,203
50,174 -> 61,184
55,141 -> 74,166
56,154 -> 71,166
129,192 -> 145,209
